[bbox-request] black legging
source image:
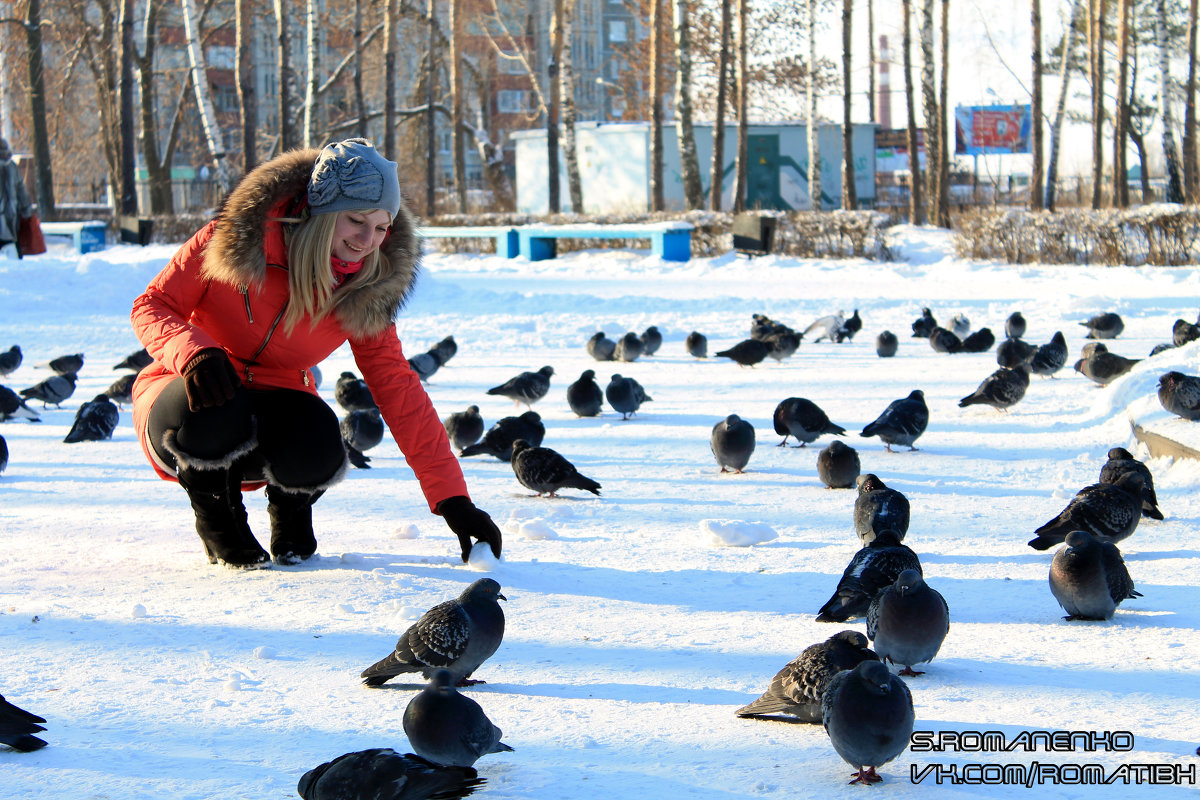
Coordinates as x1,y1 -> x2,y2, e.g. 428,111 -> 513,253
148,377 -> 346,488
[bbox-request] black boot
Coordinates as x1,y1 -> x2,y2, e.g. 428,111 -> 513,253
266,485 -> 324,565
177,465 -> 270,568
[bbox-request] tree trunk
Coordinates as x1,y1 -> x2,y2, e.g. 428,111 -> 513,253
183,0 -> 232,192
733,0 -> 749,212
451,0 -> 467,211
649,0 -> 664,211
1030,0 -> 1044,210
23,0 -> 55,218
275,0 -> 297,152
560,0 -> 583,213
1183,0 -> 1198,202
425,0 -> 438,215
807,0 -> 820,210
136,0 -> 174,214
1090,0 -> 1106,208
118,0 -> 137,216
902,0 -> 924,224
936,0 -> 949,224
675,0 -> 704,209
709,0 -> 732,210
867,0 -> 876,123
920,0 -> 940,226
548,0 -> 561,213
1112,0 -> 1130,208
1159,0 -> 1183,202
841,0 -> 856,209
353,0 -> 366,138
237,0 -> 258,173
1046,0 -> 1082,211
382,0 -> 398,160
303,0 -> 320,148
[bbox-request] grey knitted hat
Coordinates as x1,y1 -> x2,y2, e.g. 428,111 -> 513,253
307,138 -> 401,218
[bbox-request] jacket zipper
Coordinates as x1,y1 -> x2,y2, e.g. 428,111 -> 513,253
239,286 -> 254,324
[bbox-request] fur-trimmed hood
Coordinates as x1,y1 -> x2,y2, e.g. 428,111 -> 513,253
199,148 -> 420,340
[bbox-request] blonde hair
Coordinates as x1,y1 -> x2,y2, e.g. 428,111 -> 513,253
280,210 -> 391,333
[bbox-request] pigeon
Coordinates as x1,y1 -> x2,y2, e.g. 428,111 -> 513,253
1173,318 -> 1200,347
431,335 -> 458,365
1005,311 -> 1027,339
566,369 -> 604,417
361,578 -> 506,687
297,748 -> 485,800
875,330 -> 898,357
1149,342 -> 1175,357
1029,331 -> 1068,377
928,326 -> 961,354
816,530 -> 923,623
859,390 -> 928,452
735,631 -> 879,722
958,364 -> 1030,411
510,439 -> 601,496
996,336 -> 1037,368
586,331 -> 616,362
715,338 -> 769,367
335,371 -> 377,412
1049,530 -> 1142,621
1080,341 -> 1108,359
443,406 -> 484,453
19,372 -> 77,407
105,373 -> 137,406
949,313 -> 971,338
112,347 -> 153,372
763,331 -> 801,361
1099,447 -> 1163,520
613,332 -> 644,362
711,414 -> 756,473
836,309 -> 863,342
817,440 -> 860,489
772,397 -> 846,447
408,350 -> 444,383
0,693 -> 47,752
867,569 -> 949,676
0,345 -> 21,377
639,325 -> 663,355
750,313 -> 797,341
804,312 -> 845,343
39,353 -> 83,375
0,385 -> 40,421
958,327 -> 996,353
605,374 -> 651,420
853,474 -> 910,545
1081,311 -> 1124,339
910,307 -> 937,338
341,407 -> 385,468
1074,348 -> 1139,386
685,330 -> 708,359
1028,472 -> 1144,550
403,669 -> 514,768
486,366 -> 554,407
63,394 -> 119,443
459,411 -> 544,462
0,433 -> 6,474
1157,370 -> 1200,420
821,660 -> 915,785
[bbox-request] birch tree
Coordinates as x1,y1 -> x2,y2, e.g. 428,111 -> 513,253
1159,0 -> 1183,202
807,0 -> 820,210
936,0 -> 948,224
841,0 -> 856,209
303,0 -> 321,147
920,0 -> 942,226
733,0 -> 749,211
1031,0 -> 1044,210
709,0 -> 732,210
902,0 -> 924,223
451,0 -> 466,211
1113,0 -> 1131,208
649,0 -> 664,211
183,0 -> 233,192
1183,0 -> 1198,202
118,0 -> 136,216
560,0 -> 583,213
236,0 -> 258,172
1046,0 -> 1083,211
382,0 -> 398,159
275,0 -> 297,152
675,0 -> 704,208
1089,0 -> 1106,208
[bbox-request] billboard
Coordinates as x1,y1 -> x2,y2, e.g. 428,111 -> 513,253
955,105 -> 1032,155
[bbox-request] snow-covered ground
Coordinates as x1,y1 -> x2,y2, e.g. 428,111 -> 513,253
1,226 -> 1198,799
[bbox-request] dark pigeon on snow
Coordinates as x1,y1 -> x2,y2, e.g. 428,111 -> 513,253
63,394 -> 119,443
928,326 -> 961,354
510,439 -> 601,497
586,332 -> 616,362
949,313 -> 971,338
867,569 -> 949,676
772,397 -> 846,447
711,414 -> 756,473
958,364 -> 1030,411
1005,311 -> 1027,339
1074,347 -> 1139,386
958,327 -> 996,353
0,434 -> 6,473
613,332 -> 644,362
486,366 -> 554,408
38,353 -> 83,376
1049,531 -> 1141,621
1030,331 -> 1068,377
403,669 -> 514,768
19,372 -> 77,408
1172,318 -> 1200,348
408,350 -> 443,383
334,371 -> 376,412
639,325 -> 663,356
853,474 -> 910,545
443,405 -> 484,453
113,347 -> 153,372
763,330 -> 801,361
0,385 -> 39,421
1028,472 -> 1144,551
604,374 -> 651,420
105,373 -> 137,406
816,440 -> 860,489
341,407 -> 385,468
432,335 -> 458,365
1157,370 -> 1200,420
685,331 -> 708,359
837,309 -> 863,342
860,390 -> 928,452
566,369 -> 604,417
1099,447 -> 1163,520
459,411 -> 544,462
0,345 -> 21,377
1081,311 -> 1124,339
0,693 -> 47,752
816,531 -> 922,623
911,307 -> 937,338
715,338 -> 770,367
996,336 -> 1037,368
735,630 -> 879,722
875,330 -> 898,358
297,748 -> 485,800
821,660 -> 914,785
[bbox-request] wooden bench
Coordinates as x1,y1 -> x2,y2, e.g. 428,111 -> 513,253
418,226 -> 519,258
516,222 -> 694,262
40,220 -> 108,254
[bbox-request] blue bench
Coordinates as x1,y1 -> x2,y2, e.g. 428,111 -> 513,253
40,220 -> 108,254
418,226 -> 519,258
517,222 -> 694,262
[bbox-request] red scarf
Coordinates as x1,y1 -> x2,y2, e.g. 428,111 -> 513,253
330,256 -> 364,288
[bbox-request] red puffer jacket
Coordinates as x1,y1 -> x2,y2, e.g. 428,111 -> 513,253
131,148 -> 467,512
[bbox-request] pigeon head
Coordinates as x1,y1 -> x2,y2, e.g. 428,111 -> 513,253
723,414 -> 741,427
610,374 -> 624,382
581,369 -> 595,381
1113,471 -> 1145,496
1160,371 -> 1185,388
831,630 -> 871,649
538,366 -> 554,377
461,578 -> 506,603
510,439 -> 533,458
893,569 -> 924,596
467,405 -> 479,414
826,440 -> 850,454
1107,446 -> 1134,460
1063,530 -> 1095,550
429,668 -> 458,694
519,411 -> 541,424
853,660 -> 894,695
907,390 -> 925,401
856,473 -> 885,493
1082,342 -> 1108,357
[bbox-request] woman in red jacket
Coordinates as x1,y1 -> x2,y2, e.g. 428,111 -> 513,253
131,139 -> 501,568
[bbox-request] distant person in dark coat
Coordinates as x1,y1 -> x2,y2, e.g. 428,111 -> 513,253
0,138 -> 34,259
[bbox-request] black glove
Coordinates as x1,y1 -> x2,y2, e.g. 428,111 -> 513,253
437,495 -> 503,562
182,348 -> 241,412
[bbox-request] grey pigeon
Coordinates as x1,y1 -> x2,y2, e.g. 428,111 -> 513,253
1074,348 -> 1139,385
853,474 -> 910,545
432,336 -> 458,365
113,347 -> 152,372
459,411 -> 544,462
298,748 -> 484,800
949,313 -> 971,338
804,313 -> 844,343
685,330 -> 708,358
910,307 -> 937,338
1049,530 -> 1141,621
19,372 -> 77,408
566,369 -> 604,417
816,440 -> 861,489
105,373 -> 137,406
996,336 -> 1037,368
639,325 -> 663,355
867,569 -> 949,676
1028,472 -> 1144,550
875,330 -> 898,358
750,313 -> 797,342
928,326 -> 961,354
959,327 -> 995,353
408,350 -> 443,383
0,693 -> 47,752
837,309 -> 863,342
773,397 -> 846,447
735,631 -> 879,722
715,338 -> 770,367
821,660 -> 914,785
604,374 -> 651,420
403,669 -> 514,768
711,414 -> 756,473
39,353 -> 83,375
63,394 -> 119,443
361,578 -> 506,687
1005,311 -> 1027,339
0,345 -> 21,376
1081,311 -> 1124,339
586,332 -> 616,362
859,390 -> 928,452
486,366 -> 553,407
1158,370 -> 1200,420
958,364 -> 1030,411
1080,341 -> 1109,359
763,331 -> 801,361
334,371 -> 376,412
1099,447 -> 1163,520
0,385 -> 39,421
510,439 -> 601,496
341,407 -> 385,468
1172,318 -> 1200,347
816,531 -> 922,623
1030,331 -> 1068,377
443,406 -> 484,453
0,433 -> 6,474
613,332 -> 644,362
